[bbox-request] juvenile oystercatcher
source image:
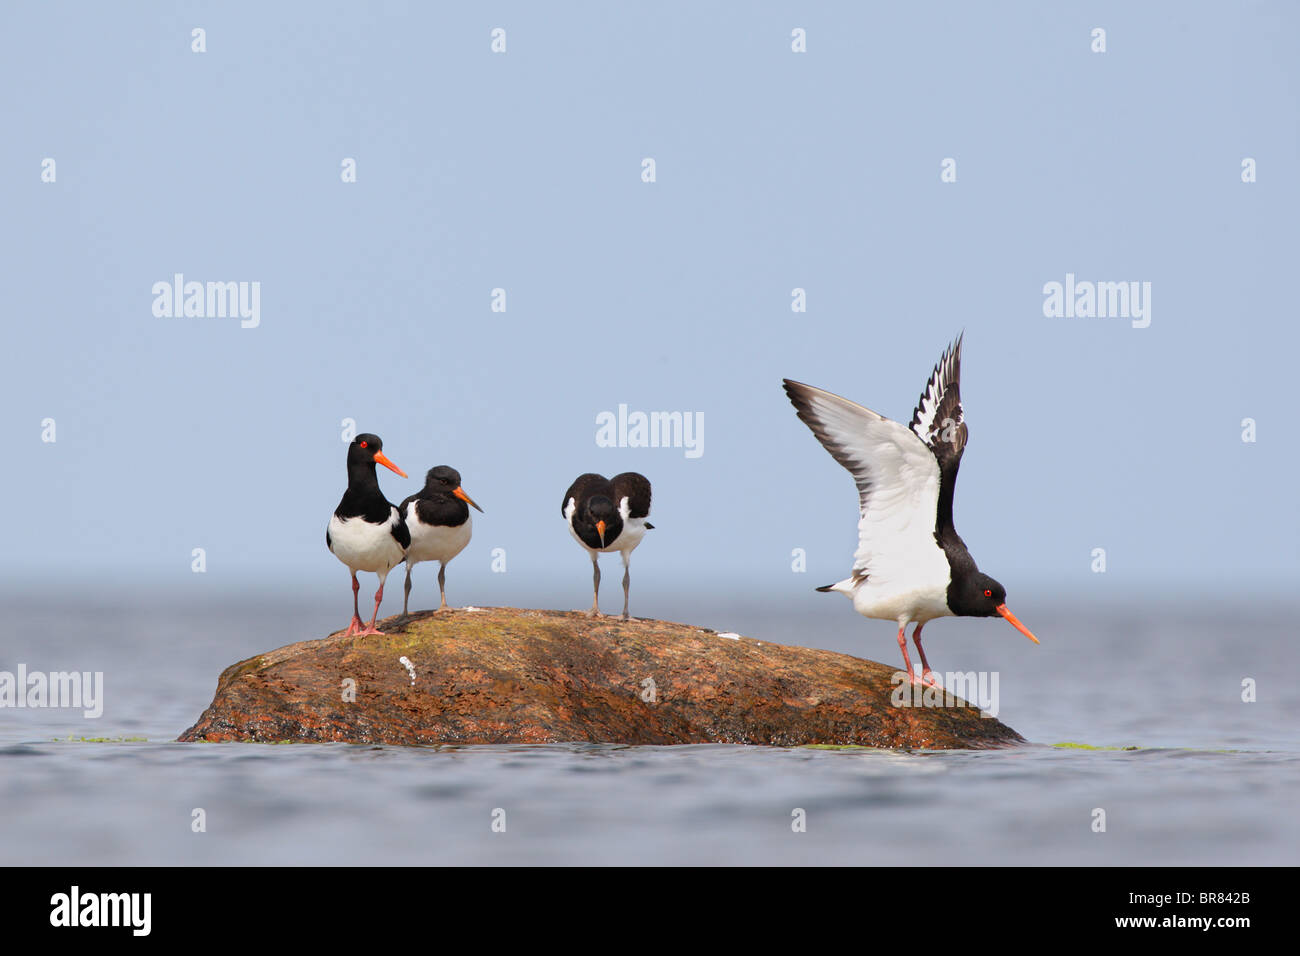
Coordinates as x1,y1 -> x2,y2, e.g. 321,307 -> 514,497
326,433 -> 411,637
398,465 -> 483,615
562,472 -> 653,620
782,335 -> 1039,685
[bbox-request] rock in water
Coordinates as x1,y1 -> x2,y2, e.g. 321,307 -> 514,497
177,608 -> 1023,748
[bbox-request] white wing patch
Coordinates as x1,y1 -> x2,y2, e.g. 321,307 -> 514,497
911,344 -> 962,447
784,380 -> 950,595
845,420 -> 945,588
907,336 -> 967,470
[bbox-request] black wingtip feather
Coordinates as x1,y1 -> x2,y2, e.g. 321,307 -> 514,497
781,379 -> 822,434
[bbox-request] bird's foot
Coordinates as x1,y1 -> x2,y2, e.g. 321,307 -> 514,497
920,669 -> 941,688
343,615 -> 366,637
584,608 -> 601,618
357,625 -> 387,637
435,602 -> 450,613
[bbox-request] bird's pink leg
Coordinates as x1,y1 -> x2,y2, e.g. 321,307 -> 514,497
911,623 -> 940,687
343,573 -> 365,637
586,554 -> 601,617
359,578 -> 388,636
896,624 -> 923,685
436,563 -> 449,612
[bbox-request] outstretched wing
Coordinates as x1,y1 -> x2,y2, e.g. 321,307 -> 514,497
908,334 -> 967,472
783,379 -> 943,587
611,472 -> 652,519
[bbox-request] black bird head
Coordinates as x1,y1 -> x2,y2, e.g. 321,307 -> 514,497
951,572 -> 1038,644
347,433 -> 407,477
584,494 -> 621,548
423,464 -> 483,512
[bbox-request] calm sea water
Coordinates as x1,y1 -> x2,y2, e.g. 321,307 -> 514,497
2,593 -> 1296,865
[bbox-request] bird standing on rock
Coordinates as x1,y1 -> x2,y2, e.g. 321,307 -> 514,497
782,335 -> 1039,686
326,433 -> 410,637
399,465 -> 483,615
562,472 -> 653,620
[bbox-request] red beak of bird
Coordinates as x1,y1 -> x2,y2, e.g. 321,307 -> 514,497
996,604 -> 1039,644
373,451 -> 407,478
452,486 -> 484,513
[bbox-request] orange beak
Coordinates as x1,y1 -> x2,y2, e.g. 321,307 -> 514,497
996,604 -> 1039,644
595,519 -> 606,546
372,451 -> 407,478
453,486 -> 484,513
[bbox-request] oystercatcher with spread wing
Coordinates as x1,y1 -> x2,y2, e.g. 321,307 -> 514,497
782,336 -> 1038,686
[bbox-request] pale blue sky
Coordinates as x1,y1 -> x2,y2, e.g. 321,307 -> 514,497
2,2 -> 1296,607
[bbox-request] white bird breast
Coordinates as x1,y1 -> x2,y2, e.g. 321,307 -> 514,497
850,581 -> 954,625
405,507 -> 472,565
566,496 -> 648,556
327,509 -> 405,574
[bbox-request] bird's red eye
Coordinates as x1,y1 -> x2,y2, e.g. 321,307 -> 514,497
359,441 -> 368,448
984,589 -> 992,598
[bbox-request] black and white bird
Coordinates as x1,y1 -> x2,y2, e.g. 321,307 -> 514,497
562,472 -> 653,620
398,465 -> 483,615
782,336 -> 1038,686
326,433 -> 411,637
